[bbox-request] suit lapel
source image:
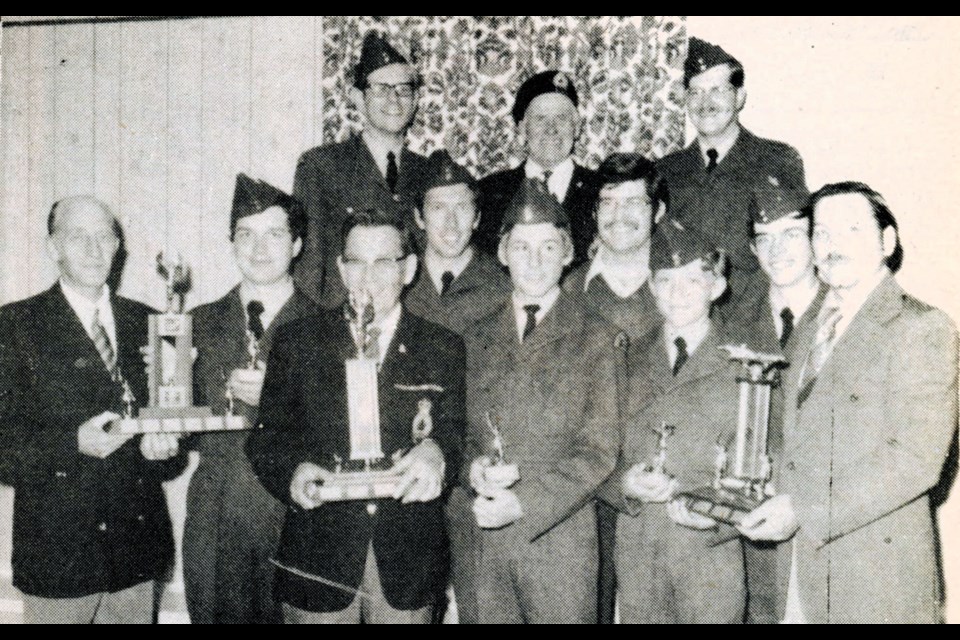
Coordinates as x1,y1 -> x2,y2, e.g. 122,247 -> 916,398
562,163 -> 588,209
712,128 -> 755,178
664,327 -> 727,393
45,286 -> 112,377
351,134 -> 389,193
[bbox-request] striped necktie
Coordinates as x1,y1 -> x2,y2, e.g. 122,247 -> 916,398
91,308 -> 120,381
797,306 -> 842,402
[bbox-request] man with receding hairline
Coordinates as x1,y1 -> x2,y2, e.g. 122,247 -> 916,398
0,195 -> 184,624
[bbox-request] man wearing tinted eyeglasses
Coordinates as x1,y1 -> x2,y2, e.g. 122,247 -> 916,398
293,32 -> 429,309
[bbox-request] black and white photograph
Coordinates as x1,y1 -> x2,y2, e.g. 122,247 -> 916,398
0,16 -> 957,624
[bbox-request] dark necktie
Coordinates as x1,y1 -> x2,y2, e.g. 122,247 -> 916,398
706,148 -> 718,173
672,336 -> 688,376
91,308 -> 120,381
386,151 -> 398,193
779,307 -> 795,349
247,300 -> 265,340
440,271 -> 455,295
522,304 -> 540,342
364,326 -> 382,362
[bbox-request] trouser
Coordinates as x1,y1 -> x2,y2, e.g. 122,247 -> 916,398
596,500 -> 617,624
744,539 -> 783,624
475,506 -> 597,624
446,487 -> 479,624
21,580 -> 153,624
282,543 -> 432,624
183,454 -> 284,624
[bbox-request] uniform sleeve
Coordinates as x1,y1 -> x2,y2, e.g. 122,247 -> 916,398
802,311 -> 958,545
514,328 -> 627,542
780,144 -> 807,192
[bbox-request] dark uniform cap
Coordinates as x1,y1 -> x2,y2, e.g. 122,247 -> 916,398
511,70 -> 579,124
650,217 -> 718,271
231,173 -> 295,225
749,175 -> 810,225
354,31 -> 409,89
684,37 -> 739,85
500,178 -> 570,235
421,149 -> 476,195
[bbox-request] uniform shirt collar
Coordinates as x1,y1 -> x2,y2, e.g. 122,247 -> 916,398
768,277 -> 820,337
698,124 -> 741,166
59,279 -> 116,348
361,131 -> 405,178
240,277 -> 295,332
663,317 -> 711,365
368,302 -> 404,364
525,156 -> 575,203
424,246 -> 475,294
583,245 -> 651,298
512,286 -> 561,341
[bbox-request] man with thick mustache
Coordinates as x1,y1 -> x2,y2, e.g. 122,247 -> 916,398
657,38 -> 807,308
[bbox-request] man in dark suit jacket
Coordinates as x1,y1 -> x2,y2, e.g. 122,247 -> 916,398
657,38 -> 807,308
738,182 -> 958,623
0,196 -> 184,624
182,175 -> 319,624
293,32 -> 428,309
247,208 -> 466,624
475,70 -> 602,266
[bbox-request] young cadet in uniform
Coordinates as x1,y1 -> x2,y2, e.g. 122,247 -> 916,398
0,196 -> 183,624
721,179 -> 825,623
598,219 -> 746,624
738,182 -> 958,624
182,174 -> 318,624
657,38 -> 807,307
405,149 -> 510,337
247,208 -> 466,624
562,152 -> 665,623
463,178 -> 625,624
293,32 -> 428,308
476,71 -> 602,265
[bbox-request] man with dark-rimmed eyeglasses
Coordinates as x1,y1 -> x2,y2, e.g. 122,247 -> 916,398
292,32 -> 429,309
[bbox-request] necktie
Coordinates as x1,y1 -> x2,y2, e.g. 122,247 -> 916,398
364,326 -> 382,362
672,336 -> 688,376
440,271 -> 455,295
779,307 -> 795,349
706,148 -> 719,173
91,308 -> 120,381
521,304 -> 540,342
386,151 -> 398,193
799,306 -> 842,389
247,300 -> 265,340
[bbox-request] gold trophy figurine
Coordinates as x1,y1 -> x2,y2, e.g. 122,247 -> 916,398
482,412 -> 520,489
646,422 -> 675,478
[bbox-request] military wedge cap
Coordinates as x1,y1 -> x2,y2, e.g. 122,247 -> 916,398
684,37 -> 739,85
500,178 -> 570,235
749,175 -> 810,225
231,173 -> 295,225
650,217 -> 719,270
421,149 -> 475,195
354,31 -> 409,88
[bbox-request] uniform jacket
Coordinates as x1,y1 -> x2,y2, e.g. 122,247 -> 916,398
292,135 -> 428,309
0,285 -> 185,597
475,162 -> 603,266
779,276 -> 958,623
656,129 -> 806,275
463,293 -> 625,543
403,250 -> 510,336
246,309 -> 466,612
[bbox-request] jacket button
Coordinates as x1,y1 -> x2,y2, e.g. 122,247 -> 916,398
884,537 -> 892,544
137,515 -> 145,523
887,438 -> 899,447
850,394 -> 859,402
55,471 -> 68,479
786,461 -> 796,471
366,503 -> 377,516
98,522 -> 108,532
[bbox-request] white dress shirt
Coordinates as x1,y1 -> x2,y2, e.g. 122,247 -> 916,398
372,303 -> 403,364
663,318 -> 711,369
769,279 -> 820,339
583,246 -> 651,298
525,157 -> 575,203
60,279 -> 117,351
512,287 -> 561,342
698,125 -> 741,166
424,247 -> 474,295
240,277 -> 295,332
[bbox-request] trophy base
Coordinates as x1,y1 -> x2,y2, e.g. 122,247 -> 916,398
679,485 -> 767,526
483,463 -> 519,489
313,468 -> 404,502
110,413 -> 249,435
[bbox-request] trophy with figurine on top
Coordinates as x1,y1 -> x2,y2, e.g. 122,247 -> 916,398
678,345 -> 786,525
111,251 -> 247,434
480,412 -> 520,489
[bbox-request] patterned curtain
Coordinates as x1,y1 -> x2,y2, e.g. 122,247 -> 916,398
319,16 -> 687,175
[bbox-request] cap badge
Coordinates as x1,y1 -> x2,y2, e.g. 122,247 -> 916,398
767,175 -> 779,187
553,72 -> 570,90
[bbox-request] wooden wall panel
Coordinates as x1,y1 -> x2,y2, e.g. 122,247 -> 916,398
52,23 -> 96,199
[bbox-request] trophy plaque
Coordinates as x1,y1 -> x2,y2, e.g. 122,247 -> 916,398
111,252 -> 248,434
481,412 -> 519,488
679,345 -> 786,525
311,290 -> 405,502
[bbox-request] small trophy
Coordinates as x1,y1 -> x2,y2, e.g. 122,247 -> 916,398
482,412 -> 519,488
312,289 -> 405,502
679,345 -> 786,525
646,422 -> 675,477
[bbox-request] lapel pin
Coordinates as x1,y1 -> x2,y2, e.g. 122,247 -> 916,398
74,357 -> 87,368
398,343 -> 407,355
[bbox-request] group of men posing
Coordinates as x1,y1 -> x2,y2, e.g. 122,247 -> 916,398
0,33 -> 956,625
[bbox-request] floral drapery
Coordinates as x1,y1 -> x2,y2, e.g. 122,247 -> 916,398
319,16 -> 687,174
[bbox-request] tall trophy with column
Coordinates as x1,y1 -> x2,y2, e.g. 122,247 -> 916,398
679,345 -> 786,525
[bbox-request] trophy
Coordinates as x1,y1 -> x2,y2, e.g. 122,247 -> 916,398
112,251 -> 247,434
311,290 -> 406,502
679,345 -> 786,525
481,412 -> 519,488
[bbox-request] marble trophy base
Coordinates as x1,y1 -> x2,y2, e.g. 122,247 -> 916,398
313,467 -> 404,502
110,406 -> 249,434
679,480 -> 767,526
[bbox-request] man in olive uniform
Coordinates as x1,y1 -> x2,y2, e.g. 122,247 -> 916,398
657,38 -> 807,307
475,70 -> 603,266
405,149 -> 510,337
293,31 -> 428,308
598,219 -> 745,624
461,178 -> 625,624
721,178 -> 826,623
183,174 -> 318,624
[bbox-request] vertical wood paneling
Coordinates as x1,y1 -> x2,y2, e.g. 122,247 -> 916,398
52,23 -> 95,199
118,21 -> 169,308
1,29 -> 32,305
93,23 -> 123,235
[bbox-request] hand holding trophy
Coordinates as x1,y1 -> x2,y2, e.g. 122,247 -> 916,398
622,422 -> 677,503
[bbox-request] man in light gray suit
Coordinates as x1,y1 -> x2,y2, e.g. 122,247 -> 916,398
737,181 -> 958,624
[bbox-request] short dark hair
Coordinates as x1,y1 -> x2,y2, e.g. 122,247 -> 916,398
229,196 -> 308,244
47,197 -> 123,239
340,207 -> 416,257
596,152 -> 669,211
418,181 -> 480,214
748,207 -> 813,240
808,181 -> 904,273
683,61 -> 745,89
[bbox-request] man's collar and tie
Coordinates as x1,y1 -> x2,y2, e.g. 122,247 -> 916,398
705,148 -> 719,173
525,157 -> 574,203
779,307 -> 795,349
349,302 -> 403,365
424,247 -> 474,296
512,288 -> 561,343
386,151 -> 399,193
240,278 -> 295,333
664,319 -> 711,377
60,279 -> 117,358
583,245 -> 651,299
697,125 -> 740,170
